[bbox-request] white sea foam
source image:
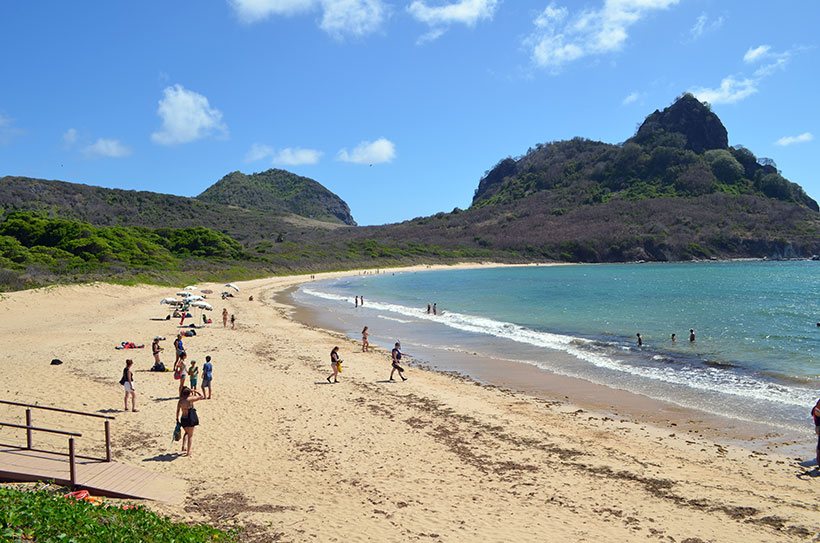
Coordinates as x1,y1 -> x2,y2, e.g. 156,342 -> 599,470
378,315 -> 414,324
301,288 -> 815,408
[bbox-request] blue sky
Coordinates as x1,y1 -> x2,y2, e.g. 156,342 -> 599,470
0,1 -> 817,226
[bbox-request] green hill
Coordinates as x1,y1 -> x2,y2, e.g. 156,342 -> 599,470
1,93 -> 818,290
197,169 -> 356,225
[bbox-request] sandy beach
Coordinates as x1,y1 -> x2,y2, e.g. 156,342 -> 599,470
1,265 -> 818,542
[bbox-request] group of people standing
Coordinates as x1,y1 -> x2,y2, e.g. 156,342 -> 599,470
118,305 -> 227,458
326,330 -> 407,384
636,328 -> 697,347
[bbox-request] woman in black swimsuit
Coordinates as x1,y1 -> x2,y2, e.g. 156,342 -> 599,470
327,346 -> 342,384
176,386 -> 203,457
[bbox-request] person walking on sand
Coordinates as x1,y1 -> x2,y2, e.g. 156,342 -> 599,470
202,355 -> 213,399
327,346 -> 342,384
175,352 -> 188,395
176,387 -> 203,457
812,398 -> 820,471
636,333 -> 643,347
390,342 -> 407,382
362,326 -> 370,352
120,359 -> 138,412
689,329 -> 696,342
188,359 -> 199,391
222,308 -> 228,328
230,314 -> 236,330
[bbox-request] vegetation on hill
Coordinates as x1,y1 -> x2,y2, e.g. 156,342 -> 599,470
1,93 -> 818,290
0,176 -> 347,247
197,169 -> 356,225
0,486 -> 236,542
472,94 -> 817,212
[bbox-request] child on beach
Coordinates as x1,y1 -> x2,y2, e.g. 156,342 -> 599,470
202,355 -> 213,399
188,360 -> 199,391
390,342 -> 407,382
119,359 -> 137,412
176,387 -> 203,457
327,346 -> 341,384
230,314 -> 236,330
362,326 -> 370,352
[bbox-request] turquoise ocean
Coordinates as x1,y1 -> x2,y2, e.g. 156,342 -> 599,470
294,262 -> 819,433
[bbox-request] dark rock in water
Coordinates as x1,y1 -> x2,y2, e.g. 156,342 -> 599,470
633,93 -> 728,153
50,358 -> 63,365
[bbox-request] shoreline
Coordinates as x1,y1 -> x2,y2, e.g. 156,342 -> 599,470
0,264 -> 817,542
281,273 -> 803,455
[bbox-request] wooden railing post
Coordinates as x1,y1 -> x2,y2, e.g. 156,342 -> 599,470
68,438 -> 76,487
104,420 -> 111,462
25,409 -> 32,449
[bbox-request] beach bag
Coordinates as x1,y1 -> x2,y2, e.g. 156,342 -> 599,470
173,422 -> 182,442
173,370 -> 181,380
337,361 -> 343,374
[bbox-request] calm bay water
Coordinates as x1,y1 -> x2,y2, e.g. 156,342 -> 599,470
295,262 -> 819,432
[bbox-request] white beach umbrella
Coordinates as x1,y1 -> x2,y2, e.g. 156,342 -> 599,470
225,283 -> 240,292
191,301 -> 213,311
160,297 -> 180,305
185,295 -> 204,302
184,285 -> 198,291
176,291 -> 189,297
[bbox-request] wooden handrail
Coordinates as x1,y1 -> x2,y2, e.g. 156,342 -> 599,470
0,399 -> 113,463
0,399 -> 114,420
0,421 -> 82,437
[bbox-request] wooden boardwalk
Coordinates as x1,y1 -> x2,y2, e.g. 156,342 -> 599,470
0,445 -> 184,502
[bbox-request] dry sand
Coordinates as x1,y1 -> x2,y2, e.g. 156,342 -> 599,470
0,265 -> 818,542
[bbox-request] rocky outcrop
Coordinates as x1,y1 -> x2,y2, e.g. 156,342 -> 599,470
632,93 -> 728,153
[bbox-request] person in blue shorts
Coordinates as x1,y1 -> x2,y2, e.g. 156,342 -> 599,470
202,355 -> 214,399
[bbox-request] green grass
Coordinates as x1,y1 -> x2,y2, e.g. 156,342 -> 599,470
0,486 -> 237,543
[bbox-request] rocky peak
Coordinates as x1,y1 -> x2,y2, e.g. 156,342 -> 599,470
633,93 -> 729,153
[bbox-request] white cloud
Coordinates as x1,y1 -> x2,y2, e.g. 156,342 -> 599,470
229,0 -> 315,23
775,132 -> 813,147
151,84 -> 227,146
321,0 -> 385,38
408,0 -> 498,26
690,76 -> 758,105
743,44 -> 770,63
689,12 -> 723,40
62,128 -> 78,147
622,91 -> 640,105
272,147 -> 322,165
337,137 -> 395,164
244,143 -> 275,162
525,0 -> 680,71
691,46 -> 797,106
228,0 -> 386,38
83,138 -> 132,158
0,114 -> 22,145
